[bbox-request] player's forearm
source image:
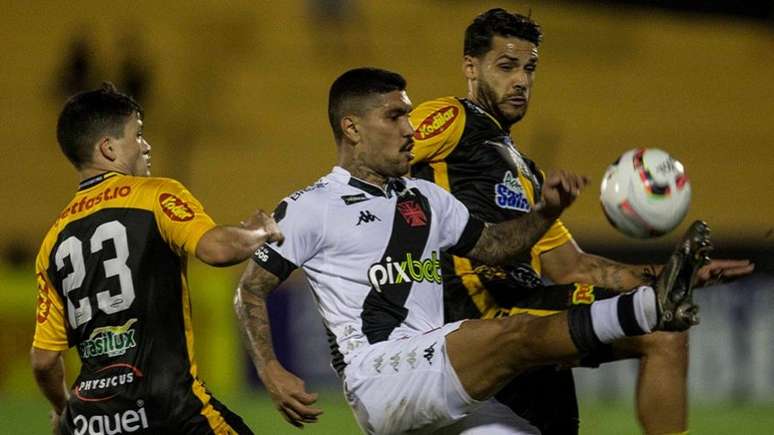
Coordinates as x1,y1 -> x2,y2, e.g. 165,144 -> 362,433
198,225 -> 270,267
31,352 -> 68,414
234,268 -> 282,377
465,211 -> 554,266
574,253 -> 661,291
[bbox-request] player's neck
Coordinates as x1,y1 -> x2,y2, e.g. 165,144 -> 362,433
342,162 -> 388,189
466,94 -> 514,131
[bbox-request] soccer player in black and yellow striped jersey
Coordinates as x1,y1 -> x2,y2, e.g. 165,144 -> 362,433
410,9 -> 754,435
31,83 -> 283,434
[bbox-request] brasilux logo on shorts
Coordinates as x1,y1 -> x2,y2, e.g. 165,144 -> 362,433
79,319 -> 138,359
414,106 -> 459,140
368,251 -> 441,292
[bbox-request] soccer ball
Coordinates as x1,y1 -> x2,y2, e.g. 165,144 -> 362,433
600,148 -> 691,238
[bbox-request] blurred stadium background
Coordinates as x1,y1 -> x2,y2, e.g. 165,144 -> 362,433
1,1 -> 773,433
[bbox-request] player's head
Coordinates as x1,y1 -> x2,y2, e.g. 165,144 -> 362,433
463,8 -> 542,127
329,67 -> 415,178
57,82 -> 151,176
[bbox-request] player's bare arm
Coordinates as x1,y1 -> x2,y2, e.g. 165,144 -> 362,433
30,348 -> 68,417
196,209 -> 284,266
234,261 -> 322,428
541,238 -> 754,291
466,170 -> 588,265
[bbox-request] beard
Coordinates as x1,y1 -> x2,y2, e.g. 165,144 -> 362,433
476,79 -> 527,128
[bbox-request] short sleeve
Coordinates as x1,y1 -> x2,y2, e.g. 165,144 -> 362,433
410,97 -> 466,164
32,251 -> 69,351
530,219 -> 574,274
251,198 -> 323,281
416,180 -> 485,255
152,179 -> 217,256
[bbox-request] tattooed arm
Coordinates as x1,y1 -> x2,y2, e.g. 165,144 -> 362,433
234,261 -> 322,427
541,237 -> 755,291
465,211 -> 556,266
540,239 -> 659,291
464,170 -> 589,266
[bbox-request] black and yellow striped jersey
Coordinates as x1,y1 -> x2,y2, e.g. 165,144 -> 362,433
34,171 -> 248,433
410,97 -> 574,321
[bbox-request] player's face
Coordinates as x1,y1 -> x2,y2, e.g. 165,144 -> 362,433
355,90 -> 415,178
113,112 -> 151,176
466,36 -> 538,127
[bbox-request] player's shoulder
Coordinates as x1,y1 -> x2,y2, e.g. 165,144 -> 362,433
280,176 -> 335,210
412,97 -> 465,139
129,176 -> 187,193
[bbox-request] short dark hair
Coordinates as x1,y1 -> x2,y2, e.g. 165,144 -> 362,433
464,8 -> 542,58
56,82 -> 143,169
328,67 -> 407,142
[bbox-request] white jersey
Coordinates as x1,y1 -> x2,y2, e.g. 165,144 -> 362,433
253,166 -> 484,375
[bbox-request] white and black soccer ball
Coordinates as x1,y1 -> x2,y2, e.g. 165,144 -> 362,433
600,148 -> 691,238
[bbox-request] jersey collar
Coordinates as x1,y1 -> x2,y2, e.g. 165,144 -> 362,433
78,171 -> 124,191
331,166 -> 407,198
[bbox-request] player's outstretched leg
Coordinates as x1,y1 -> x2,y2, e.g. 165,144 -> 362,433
654,220 -> 713,331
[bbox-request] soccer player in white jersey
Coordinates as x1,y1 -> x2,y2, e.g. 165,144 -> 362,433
234,68 -> 711,434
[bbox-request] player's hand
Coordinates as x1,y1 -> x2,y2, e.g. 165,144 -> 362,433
241,209 -> 285,246
695,259 -> 755,287
260,360 -> 323,428
537,170 -> 589,219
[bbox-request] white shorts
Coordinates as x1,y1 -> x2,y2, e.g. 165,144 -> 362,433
342,321 -> 539,435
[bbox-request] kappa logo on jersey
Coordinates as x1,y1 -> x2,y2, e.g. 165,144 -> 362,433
73,404 -> 149,435
36,272 -> 52,324
495,171 -> 531,212
79,319 -> 138,359
159,193 -> 194,221
75,363 -> 144,402
414,106 -> 459,140
356,210 -> 381,225
367,251 -> 441,292
397,200 -> 427,227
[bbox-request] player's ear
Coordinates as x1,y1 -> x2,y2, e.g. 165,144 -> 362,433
341,116 -> 360,143
463,55 -> 478,81
97,136 -> 118,162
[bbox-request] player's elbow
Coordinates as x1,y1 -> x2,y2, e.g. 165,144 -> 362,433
30,347 -> 60,373
196,229 -> 245,267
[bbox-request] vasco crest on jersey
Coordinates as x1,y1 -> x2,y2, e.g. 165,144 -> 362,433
495,171 -> 531,212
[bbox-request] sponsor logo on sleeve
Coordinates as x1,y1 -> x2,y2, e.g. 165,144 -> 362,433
413,106 -> 459,140
36,272 -> 52,323
572,284 -> 595,305
74,363 -> 144,402
495,171 -> 531,212
158,193 -> 195,221
79,319 -> 138,359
